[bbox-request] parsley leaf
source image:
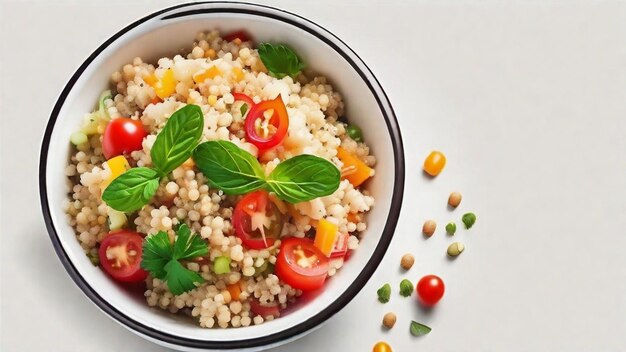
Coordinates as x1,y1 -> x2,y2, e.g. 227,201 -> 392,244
164,260 -> 205,295
257,43 -> 305,78
141,224 -> 208,294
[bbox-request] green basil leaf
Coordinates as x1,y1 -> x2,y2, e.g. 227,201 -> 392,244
266,154 -> 340,203
192,140 -> 266,194
151,104 -> 204,176
163,259 -> 204,295
410,321 -> 432,336
258,43 -> 305,79
141,231 -> 172,279
101,167 -> 159,212
172,224 -> 208,260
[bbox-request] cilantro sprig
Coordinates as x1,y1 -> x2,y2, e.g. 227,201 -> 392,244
141,224 -> 208,295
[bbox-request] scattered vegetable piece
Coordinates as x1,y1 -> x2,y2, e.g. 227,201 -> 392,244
462,212 -> 477,229
448,191 -> 462,208
382,312 -> 397,329
337,146 -> 373,187
107,207 -> 128,230
400,253 -> 415,270
87,251 -> 100,266
233,190 -> 283,249
410,321 -> 432,336
399,279 -> 414,297
257,43 -> 305,78
314,218 -> 339,257
346,123 -> 363,142
416,275 -> 445,307
192,65 -> 222,84
422,220 -> 436,237
249,299 -> 281,319
445,222 -> 457,235
151,69 -> 177,99
329,232 -> 349,259
141,224 -> 208,295
377,283 -> 391,303
372,341 -> 392,352
213,256 -> 232,274
423,151 -> 446,176
447,242 -> 465,257
223,30 -> 252,43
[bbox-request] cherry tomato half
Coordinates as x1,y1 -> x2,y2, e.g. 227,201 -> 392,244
416,274 -> 445,306
275,237 -> 329,291
249,299 -> 281,319
232,191 -> 284,249
223,30 -> 252,43
102,117 -> 147,160
98,230 -> 148,283
244,95 -> 289,152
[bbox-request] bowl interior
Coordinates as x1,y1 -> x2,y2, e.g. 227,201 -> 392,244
43,3 -> 399,345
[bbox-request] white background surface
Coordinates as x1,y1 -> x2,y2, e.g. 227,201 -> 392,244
1,0 -> 625,351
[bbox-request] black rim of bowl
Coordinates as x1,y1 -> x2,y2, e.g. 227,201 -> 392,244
39,1 -> 405,349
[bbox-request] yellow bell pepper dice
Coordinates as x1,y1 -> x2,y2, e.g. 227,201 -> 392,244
193,66 -> 222,84
336,147 -> 373,187
314,218 -> 339,257
101,155 -> 130,190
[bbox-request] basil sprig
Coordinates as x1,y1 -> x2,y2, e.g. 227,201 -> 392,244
151,105 -> 204,176
193,140 -> 340,203
257,43 -> 305,79
102,105 -> 204,212
266,155 -> 340,203
101,167 -> 160,212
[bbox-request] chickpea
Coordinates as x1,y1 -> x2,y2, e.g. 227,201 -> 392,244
422,220 -> 436,237
382,312 -> 397,329
448,192 -> 462,208
400,253 -> 415,270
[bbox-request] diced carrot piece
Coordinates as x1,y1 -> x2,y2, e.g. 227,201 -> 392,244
193,66 -> 222,84
314,218 -> 339,257
336,147 -> 373,187
347,212 -> 361,224
227,283 -> 242,301
150,96 -> 161,105
143,74 -> 158,86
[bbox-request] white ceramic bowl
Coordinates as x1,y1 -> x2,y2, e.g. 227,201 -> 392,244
39,2 -> 404,351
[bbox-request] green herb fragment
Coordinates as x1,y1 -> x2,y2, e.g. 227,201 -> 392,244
399,279 -> 414,297
193,140 -> 266,194
346,123 -> 363,142
87,251 -> 99,266
410,321 -> 432,336
462,212 -> 477,229
445,222 -> 457,235
258,43 -> 305,78
101,167 -> 160,212
141,224 -> 208,295
150,104 -> 204,176
377,283 -> 391,303
98,90 -> 112,120
192,140 -> 340,203
213,256 -> 231,274
255,262 -> 275,276
266,154 -> 341,203
240,103 -> 249,116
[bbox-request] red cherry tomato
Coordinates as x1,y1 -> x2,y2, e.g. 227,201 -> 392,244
223,30 -> 252,43
232,191 -> 284,249
102,117 -> 147,160
249,299 -> 281,319
416,274 -> 445,306
244,95 -> 289,152
98,230 -> 148,283
275,237 -> 329,291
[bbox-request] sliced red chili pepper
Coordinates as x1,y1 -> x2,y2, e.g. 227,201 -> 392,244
244,95 -> 289,152
232,92 -> 255,107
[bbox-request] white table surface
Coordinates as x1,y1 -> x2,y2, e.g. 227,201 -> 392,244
2,0 -> 625,351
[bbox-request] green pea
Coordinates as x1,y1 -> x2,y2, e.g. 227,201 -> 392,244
346,123 -> 363,142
